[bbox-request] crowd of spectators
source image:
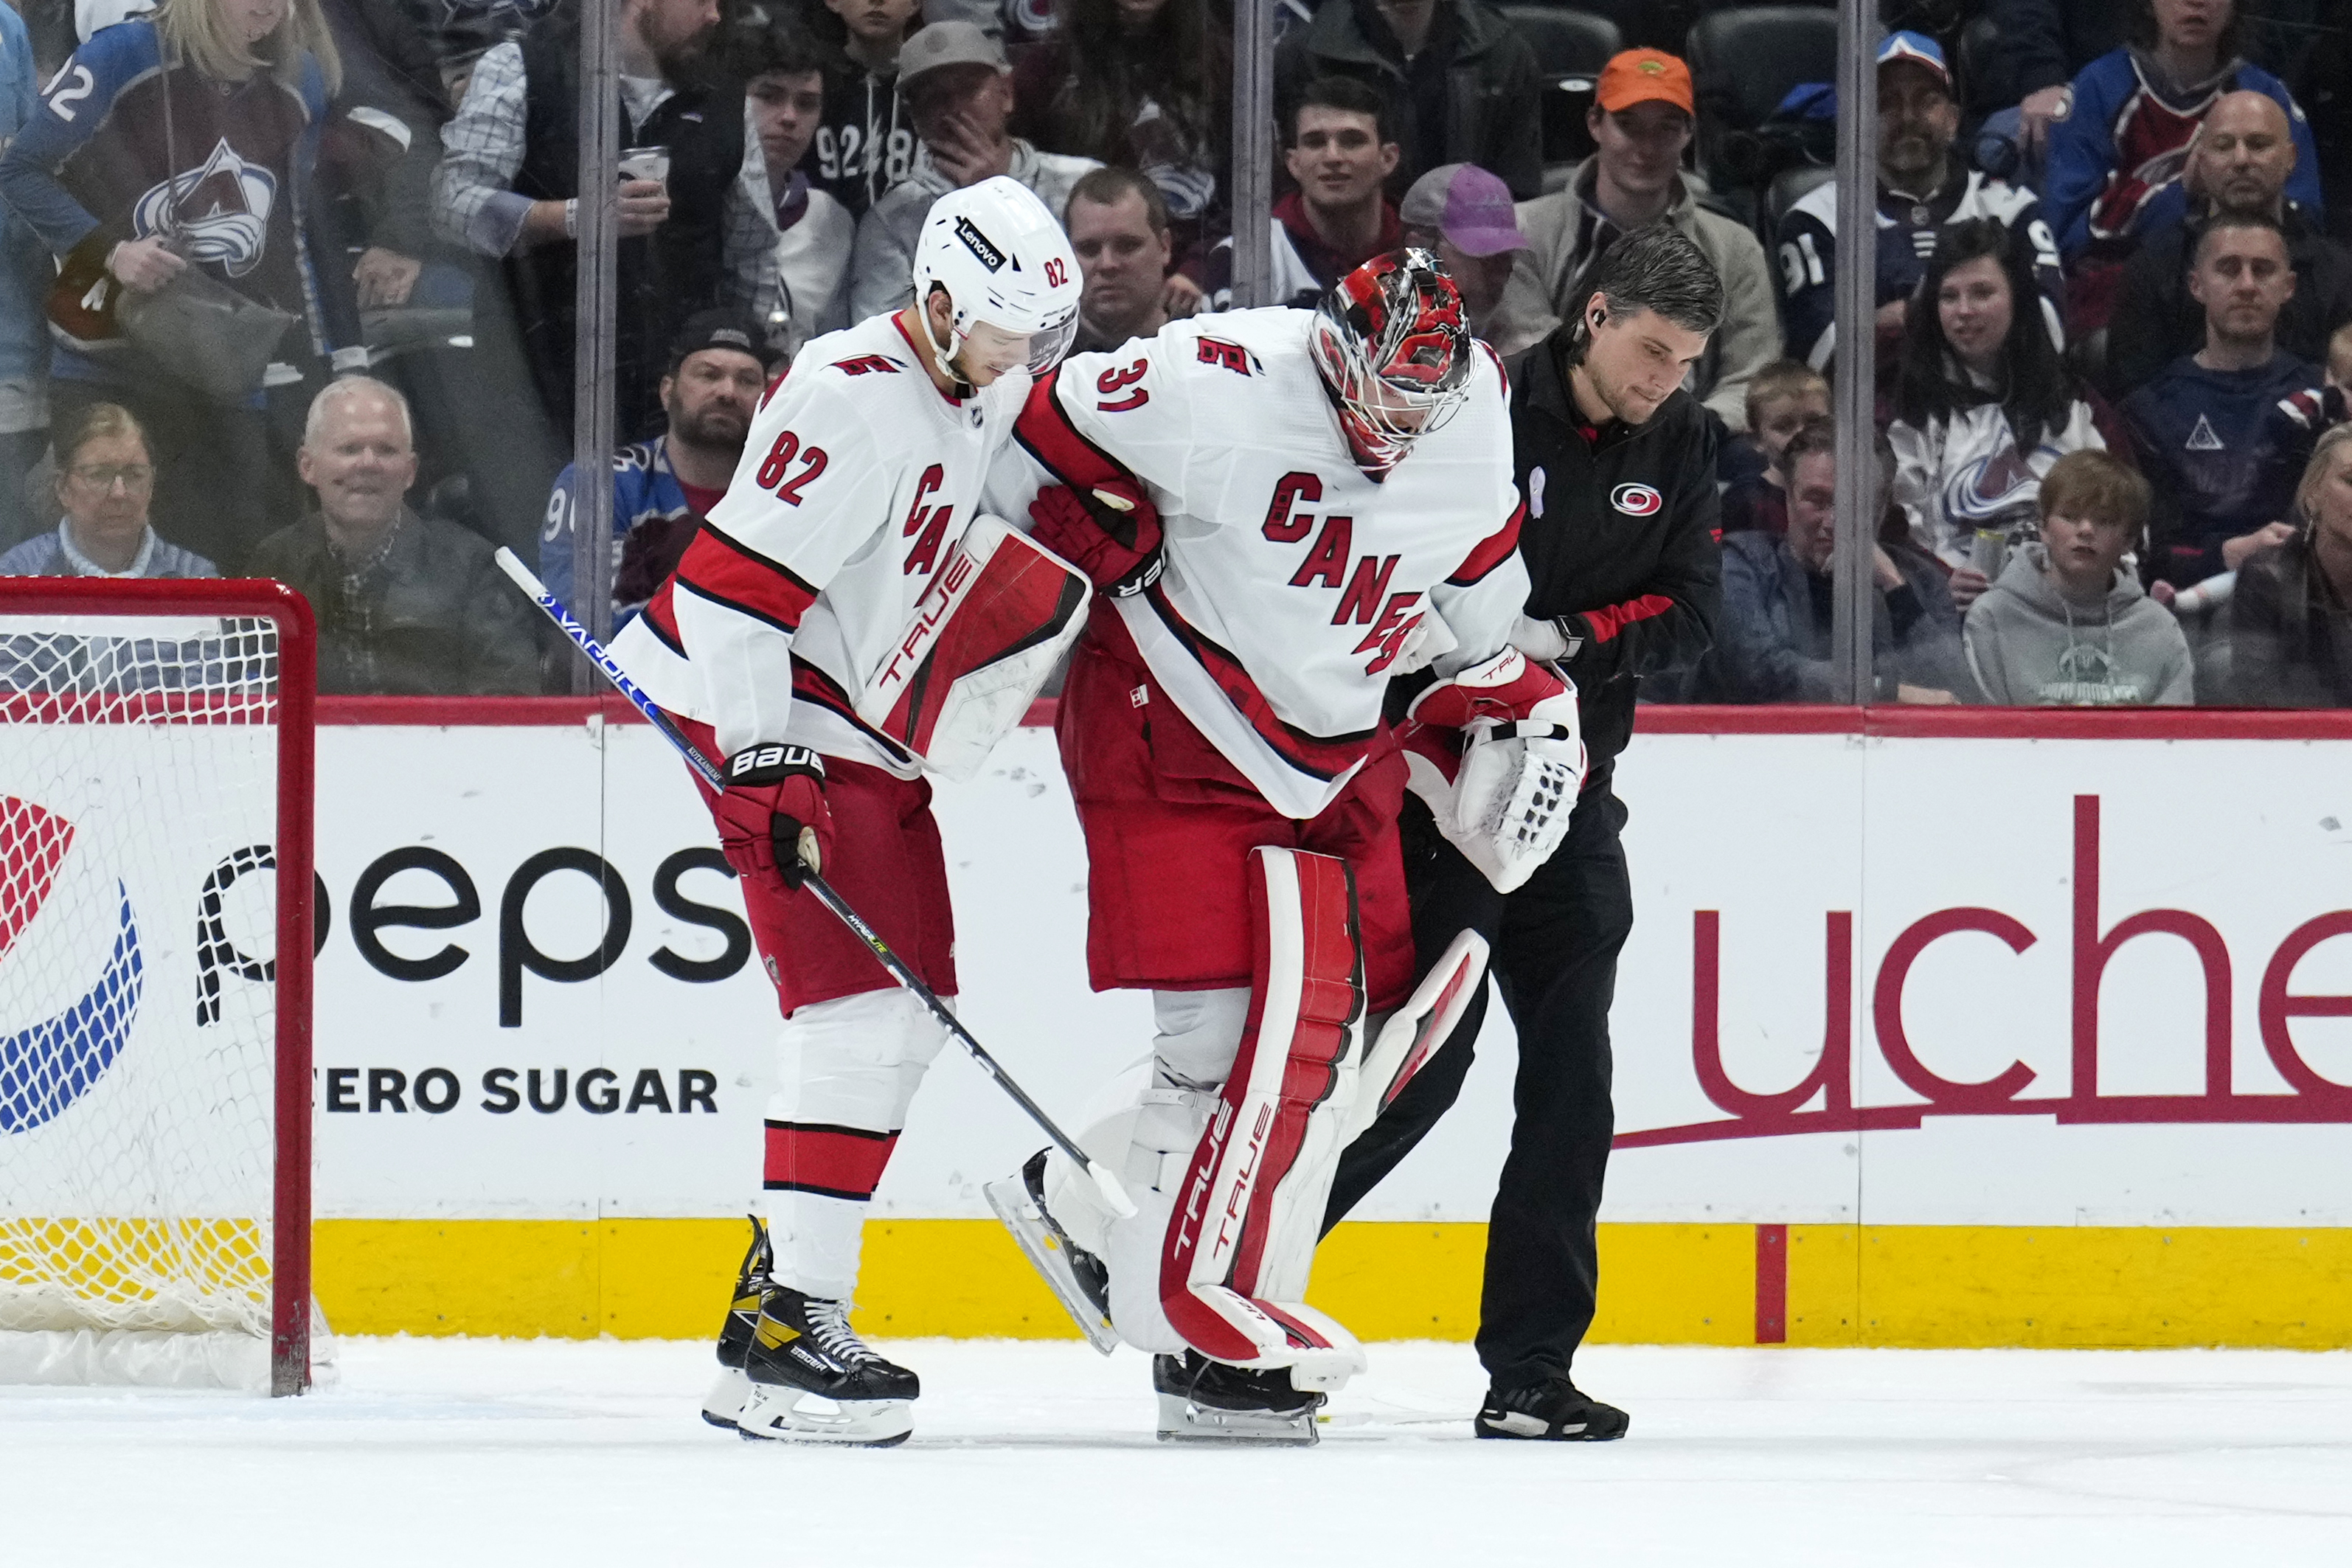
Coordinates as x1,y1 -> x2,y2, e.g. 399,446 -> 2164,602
0,0 -> 2347,710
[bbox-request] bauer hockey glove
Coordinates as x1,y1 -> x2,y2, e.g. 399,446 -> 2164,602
715,743 -> 833,892
1399,648 -> 1586,895
1027,479 -> 1163,597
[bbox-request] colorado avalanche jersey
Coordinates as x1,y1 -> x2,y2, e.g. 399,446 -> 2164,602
990,308 -> 1529,820
0,19 -> 333,376
2044,49 -> 2322,257
612,311 -> 1030,773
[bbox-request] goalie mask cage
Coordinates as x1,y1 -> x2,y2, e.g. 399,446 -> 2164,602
0,578 -> 314,1395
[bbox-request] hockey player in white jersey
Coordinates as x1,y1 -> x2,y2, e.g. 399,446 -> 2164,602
607,176 -> 1085,1447
982,250 -> 1586,1441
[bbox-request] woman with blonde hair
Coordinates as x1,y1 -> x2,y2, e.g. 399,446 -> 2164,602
0,0 -> 348,572
2221,426 -> 2352,707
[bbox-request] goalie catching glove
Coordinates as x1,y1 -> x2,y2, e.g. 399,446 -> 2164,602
715,744 -> 831,891
1400,648 -> 1585,895
1027,478 -> 1163,597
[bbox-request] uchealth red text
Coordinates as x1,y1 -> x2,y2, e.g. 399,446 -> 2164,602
1640,794 -> 2352,1150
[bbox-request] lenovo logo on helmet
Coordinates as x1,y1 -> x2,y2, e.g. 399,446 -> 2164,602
953,217 -> 1007,272
1611,483 -> 1662,516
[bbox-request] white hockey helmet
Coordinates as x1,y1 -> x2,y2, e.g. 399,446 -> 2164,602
909,176 -> 1083,383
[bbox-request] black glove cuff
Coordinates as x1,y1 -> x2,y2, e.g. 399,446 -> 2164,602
1104,553 -> 1165,599
726,743 -> 826,788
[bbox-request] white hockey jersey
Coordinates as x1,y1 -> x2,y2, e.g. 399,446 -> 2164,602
989,308 -> 1530,820
612,311 -> 1031,774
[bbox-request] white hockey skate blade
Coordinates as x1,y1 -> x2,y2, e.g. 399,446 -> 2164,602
736,1383 -> 913,1448
982,1171 -> 1119,1356
1156,1392 -> 1319,1446
699,1365 -> 752,1430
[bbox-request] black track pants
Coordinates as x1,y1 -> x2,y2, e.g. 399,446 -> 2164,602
1324,783 -> 1633,1392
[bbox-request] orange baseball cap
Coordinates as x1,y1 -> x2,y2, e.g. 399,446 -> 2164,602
1595,49 -> 1695,117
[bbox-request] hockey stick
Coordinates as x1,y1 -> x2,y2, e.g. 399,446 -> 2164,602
493,548 -> 1137,1218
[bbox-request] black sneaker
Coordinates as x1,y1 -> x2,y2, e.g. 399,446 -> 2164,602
698,1216 -> 771,1429
1474,1378 -> 1629,1441
1153,1350 -> 1325,1445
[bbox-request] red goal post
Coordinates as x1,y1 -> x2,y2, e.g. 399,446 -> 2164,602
0,577 -> 316,1395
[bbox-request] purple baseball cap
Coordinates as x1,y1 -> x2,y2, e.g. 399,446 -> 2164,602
1399,164 -> 1529,258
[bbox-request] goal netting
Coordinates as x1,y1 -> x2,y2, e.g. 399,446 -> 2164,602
0,579 -> 317,1394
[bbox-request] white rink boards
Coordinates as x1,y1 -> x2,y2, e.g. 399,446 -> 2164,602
296,716 -> 2352,1228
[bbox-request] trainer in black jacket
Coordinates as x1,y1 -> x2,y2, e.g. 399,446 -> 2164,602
1325,226 -> 1724,1443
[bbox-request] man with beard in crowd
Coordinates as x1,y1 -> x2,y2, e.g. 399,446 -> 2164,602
540,312 -> 783,632
1776,31 -> 2062,373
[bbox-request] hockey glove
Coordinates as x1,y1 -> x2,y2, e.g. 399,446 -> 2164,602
715,744 -> 832,892
1028,479 -> 1163,597
1399,648 -> 1586,895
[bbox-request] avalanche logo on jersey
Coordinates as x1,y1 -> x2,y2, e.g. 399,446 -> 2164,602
0,798 -> 144,1134
1943,442 -> 2044,535
131,139 -> 277,278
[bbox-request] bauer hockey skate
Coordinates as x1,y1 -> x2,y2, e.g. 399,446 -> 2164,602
736,1284 -> 919,1447
1154,1350 -> 1326,1446
699,1217 -> 770,1429
982,1150 -> 1118,1353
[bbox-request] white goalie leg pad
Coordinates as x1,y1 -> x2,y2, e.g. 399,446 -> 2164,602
1162,847 -> 1370,1390
1038,988 -> 1246,1353
1337,929 -> 1491,1150
760,989 -> 949,1303
856,515 -> 1089,781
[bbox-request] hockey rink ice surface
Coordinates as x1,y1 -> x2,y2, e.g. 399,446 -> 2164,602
7,1339 -> 2351,1566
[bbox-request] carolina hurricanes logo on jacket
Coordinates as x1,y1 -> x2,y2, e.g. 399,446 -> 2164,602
1610,483 -> 1662,516
131,139 -> 277,278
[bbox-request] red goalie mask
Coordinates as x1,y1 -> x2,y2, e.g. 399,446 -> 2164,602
1308,249 -> 1474,475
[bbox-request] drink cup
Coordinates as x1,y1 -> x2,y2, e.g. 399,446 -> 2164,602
1971,528 -> 2007,582
618,145 -> 671,188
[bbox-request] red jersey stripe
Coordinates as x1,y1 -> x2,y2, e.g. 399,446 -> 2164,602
675,524 -> 819,636
1447,498 -> 1524,586
1131,587 -> 1381,783
1013,370 -> 1131,492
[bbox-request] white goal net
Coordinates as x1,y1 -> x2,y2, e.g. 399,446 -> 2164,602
0,583 -> 316,1393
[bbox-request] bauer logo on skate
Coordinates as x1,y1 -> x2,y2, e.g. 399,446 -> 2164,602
0,799 -> 143,1134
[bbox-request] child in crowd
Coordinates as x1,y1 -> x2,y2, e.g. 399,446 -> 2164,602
1720,361 -> 1828,535
1963,449 -> 2192,707
811,0 -> 923,218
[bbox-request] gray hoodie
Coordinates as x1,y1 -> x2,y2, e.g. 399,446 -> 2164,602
1963,544 -> 2193,706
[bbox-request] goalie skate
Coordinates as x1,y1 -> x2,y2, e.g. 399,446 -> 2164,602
1154,1350 -> 1325,1446
983,1150 -> 1117,1354
699,1217 -> 770,1430
736,1285 -> 917,1448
